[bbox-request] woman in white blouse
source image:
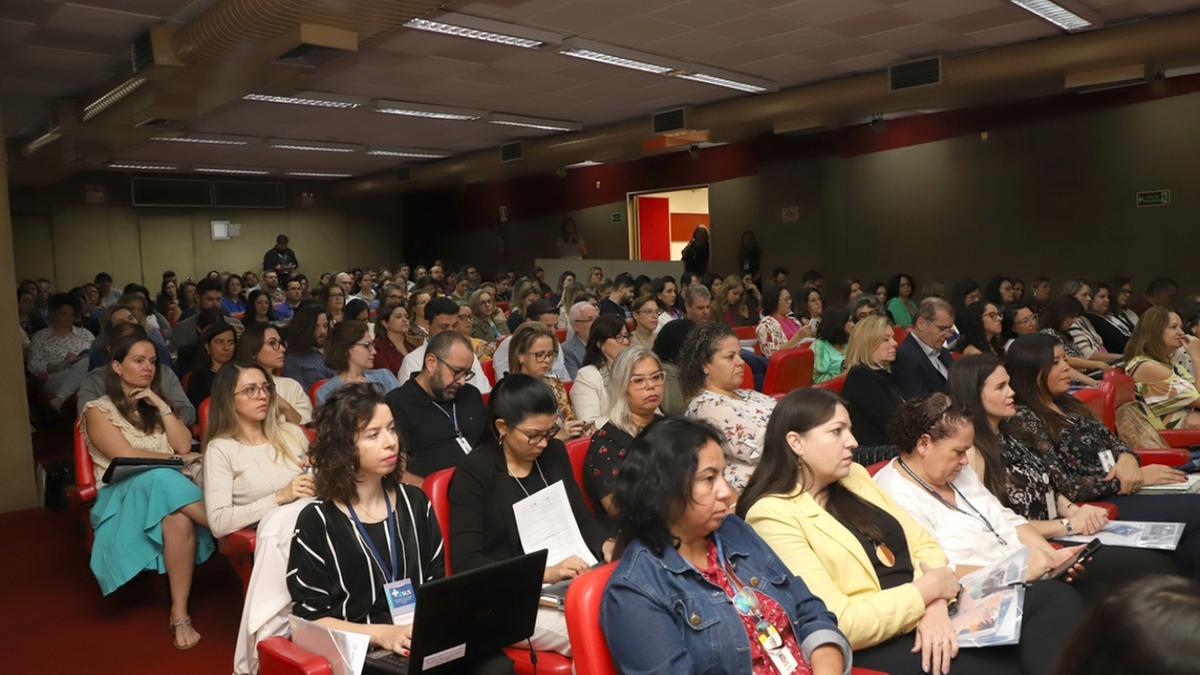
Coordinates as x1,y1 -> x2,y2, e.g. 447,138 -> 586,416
203,361 -> 312,538
569,314 -> 629,426
680,322 -> 776,493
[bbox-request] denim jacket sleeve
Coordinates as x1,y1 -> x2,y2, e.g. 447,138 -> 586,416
601,576 -> 699,674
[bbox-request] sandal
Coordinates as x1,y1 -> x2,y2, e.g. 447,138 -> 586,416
169,616 -> 201,650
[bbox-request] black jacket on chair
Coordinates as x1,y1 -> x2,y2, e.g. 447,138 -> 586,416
893,333 -> 953,399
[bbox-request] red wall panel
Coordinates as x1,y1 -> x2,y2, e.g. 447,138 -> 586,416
670,213 -> 709,241
636,196 -> 670,261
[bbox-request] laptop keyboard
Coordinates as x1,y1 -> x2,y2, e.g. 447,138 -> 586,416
366,648 -> 410,674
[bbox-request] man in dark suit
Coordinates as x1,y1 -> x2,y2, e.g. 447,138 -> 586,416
893,297 -> 956,399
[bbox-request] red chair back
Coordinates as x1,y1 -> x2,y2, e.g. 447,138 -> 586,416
733,325 -> 757,342
762,348 -> 815,396
422,467 -> 455,574
866,460 -> 888,476
566,436 -> 594,513
482,359 -> 496,387
893,326 -> 910,345
555,328 -> 568,343
816,373 -> 846,394
1104,370 -> 1136,408
1073,387 -> 1107,422
308,379 -> 326,406
1096,380 -> 1118,431
198,398 -> 212,448
740,359 -> 755,390
70,418 -> 97,549
565,563 -> 618,675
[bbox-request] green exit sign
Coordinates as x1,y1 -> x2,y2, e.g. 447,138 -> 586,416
1136,190 -> 1171,207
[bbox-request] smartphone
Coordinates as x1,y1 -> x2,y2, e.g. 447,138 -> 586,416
1047,538 -> 1102,580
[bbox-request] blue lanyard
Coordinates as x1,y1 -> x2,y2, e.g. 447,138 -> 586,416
347,491 -> 400,583
431,400 -> 461,436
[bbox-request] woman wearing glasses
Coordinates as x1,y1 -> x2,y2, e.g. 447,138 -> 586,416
582,346 -> 665,516
508,321 -> 587,440
570,314 -> 630,427
952,301 -> 1006,358
203,361 -> 310,538
449,373 -> 611,655
314,320 -> 400,406
236,323 -> 312,425
629,294 -> 660,350
319,283 -> 346,324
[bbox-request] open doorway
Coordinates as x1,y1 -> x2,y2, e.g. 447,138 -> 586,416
628,186 -> 709,261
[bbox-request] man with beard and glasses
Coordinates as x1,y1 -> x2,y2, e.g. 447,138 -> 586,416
386,331 -> 489,486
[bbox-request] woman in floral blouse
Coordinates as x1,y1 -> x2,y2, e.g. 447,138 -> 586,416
755,285 -> 814,358
680,322 -> 775,493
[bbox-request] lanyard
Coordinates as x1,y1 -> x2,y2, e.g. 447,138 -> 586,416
510,460 -> 549,498
897,458 -> 1008,547
347,491 -> 400,583
430,400 -> 461,436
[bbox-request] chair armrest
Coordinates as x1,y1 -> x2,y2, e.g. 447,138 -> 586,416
69,485 -> 97,507
257,636 -> 333,675
1081,502 -> 1120,519
1133,448 -> 1189,466
1159,430 -> 1200,449
219,527 -> 257,556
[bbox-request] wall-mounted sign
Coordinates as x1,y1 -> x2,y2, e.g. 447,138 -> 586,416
610,212 -> 623,223
781,206 -> 800,223
1136,190 -> 1171,208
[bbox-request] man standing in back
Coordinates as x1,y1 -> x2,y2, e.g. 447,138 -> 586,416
262,234 -> 299,287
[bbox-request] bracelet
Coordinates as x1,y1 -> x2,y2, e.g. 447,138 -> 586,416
1061,518 -> 1074,534
159,408 -> 174,417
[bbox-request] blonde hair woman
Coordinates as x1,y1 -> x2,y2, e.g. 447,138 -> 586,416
509,321 -> 588,440
468,288 -> 508,342
1124,306 -> 1200,430
840,315 -> 902,452
202,361 -> 311,538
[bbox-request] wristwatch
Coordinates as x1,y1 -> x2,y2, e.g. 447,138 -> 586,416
1061,518 -> 1074,534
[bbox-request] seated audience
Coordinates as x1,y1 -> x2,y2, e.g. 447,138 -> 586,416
407,290 -> 432,342
1054,575 -> 1200,675
585,265 -> 605,292
653,318 -> 696,417
581,346 -> 665,516
681,322 -> 775,492
598,273 -> 634,319
171,278 -> 242,351
282,304 -> 335,392
469,288 -> 508,342
78,323 -> 195,425
886,273 -> 918,327
852,296 -> 885,323
893,297 -> 956,398
349,272 -> 379,310
1123,307 -> 1200,430
235,323 -> 312,425
287,385 -> 511,673
1098,277 -> 1139,349
449,374 -> 610,656
371,302 -> 414,374
81,332 -> 211,649
653,276 -> 684,325
551,270 -> 575,305
1004,334 -> 1200,574
1001,301 -> 1038,351
315,320 -> 400,405
172,308 -> 221,376
1063,280 -> 1122,367
1179,303 -> 1200,380
243,288 -> 276,329
569,314 -> 629,426
741,389 -> 1058,674
318,283 -> 345,324
342,298 -> 371,326
872,395 -> 1086,673
555,281 -> 584,329
983,276 -> 1016,309
399,298 -> 492,393
602,417 -> 850,675
493,299 -> 564,377
1084,282 -> 1130,355
272,278 -> 304,321
756,285 -> 814,357
713,274 -> 753,327
203,362 -> 310,537
508,321 -> 586,440
185,322 -> 237,408
221,275 -> 246,316
812,306 -> 852,384
27,292 -> 95,411
1038,295 -> 1111,381
798,286 -> 824,329
562,301 -> 596,380
950,278 -> 982,319
506,280 -> 542,333
840,315 -> 902,453
952,300 -> 1005,357
629,294 -> 660,349
683,283 -> 713,323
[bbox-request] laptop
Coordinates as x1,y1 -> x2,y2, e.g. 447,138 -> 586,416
364,549 -> 548,674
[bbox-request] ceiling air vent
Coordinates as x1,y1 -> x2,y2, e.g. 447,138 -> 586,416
499,141 -> 523,163
652,107 -> 687,135
889,56 -> 941,91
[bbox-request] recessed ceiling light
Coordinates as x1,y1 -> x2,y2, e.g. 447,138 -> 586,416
373,99 -> 484,121
285,171 -> 354,178
107,162 -> 176,171
366,147 -> 451,159
564,160 -> 602,169
150,134 -> 253,146
267,138 -> 362,153
23,128 -> 61,156
559,47 -> 675,75
83,77 -> 148,122
488,113 -> 581,133
1010,0 -> 1092,31
243,92 -> 363,109
677,72 -> 769,94
194,167 -> 272,175
404,17 -> 545,49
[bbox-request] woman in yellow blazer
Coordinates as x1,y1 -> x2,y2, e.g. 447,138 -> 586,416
739,389 -> 1017,675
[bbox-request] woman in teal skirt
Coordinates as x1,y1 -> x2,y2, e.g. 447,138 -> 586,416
81,329 -> 214,650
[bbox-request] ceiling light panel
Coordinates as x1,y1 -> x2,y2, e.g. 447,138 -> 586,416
1010,0 -> 1092,31
366,147 -> 451,159
487,113 -> 581,133
267,138 -> 363,153
677,72 -> 769,93
373,99 -> 484,120
243,91 -> 364,109
150,134 -> 254,146
404,12 -> 560,49
286,171 -> 354,178
558,38 -> 682,75
194,167 -> 272,175
107,162 -> 176,171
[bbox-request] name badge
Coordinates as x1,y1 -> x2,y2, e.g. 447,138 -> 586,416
1045,491 -> 1058,520
456,435 -> 473,454
760,624 -> 798,675
384,578 -> 416,626
1098,450 -> 1116,473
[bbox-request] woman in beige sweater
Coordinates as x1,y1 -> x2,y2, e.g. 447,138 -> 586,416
203,361 -> 312,538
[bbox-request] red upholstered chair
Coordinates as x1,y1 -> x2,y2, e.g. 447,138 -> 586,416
762,348 -> 815,396
893,326 -> 910,345
1102,370 -> 1200,448
66,418 -> 97,549
566,436 -> 594,513
556,328 -> 568,343
1072,387 -> 1106,422
1135,448 -> 1189,466
1159,429 -> 1200,449
1104,370 -> 1136,407
564,380 -> 573,396
219,528 -> 257,596
482,359 -> 496,387
816,374 -> 847,394
866,460 -> 889,476
257,636 -> 333,675
741,361 -> 755,390
565,563 -> 618,675
308,379 -> 326,406
198,397 -> 212,449
733,326 -> 757,342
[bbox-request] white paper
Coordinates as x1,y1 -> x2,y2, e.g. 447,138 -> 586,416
1138,474 -> 1200,493
512,480 -> 598,567
951,549 -> 1028,648
1056,520 -> 1185,550
423,643 -> 467,670
288,615 -> 370,675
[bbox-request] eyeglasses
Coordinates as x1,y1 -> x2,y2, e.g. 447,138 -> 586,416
610,333 -> 631,344
572,316 -> 596,324
529,350 -> 556,362
635,308 -> 662,317
236,382 -> 275,399
265,338 -> 287,351
514,424 -> 561,445
630,371 -> 667,388
1016,314 -> 1038,326
982,311 -> 1001,320
435,354 -> 475,381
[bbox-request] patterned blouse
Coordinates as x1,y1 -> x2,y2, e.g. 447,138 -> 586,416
582,422 -> 634,512
1126,355 -> 1199,429
1002,404 -> 1132,501
26,325 -> 95,376
547,376 -> 577,423
756,314 -> 804,358
1067,317 -> 1108,359
997,432 -> 1061,521
686,389 -> 776,492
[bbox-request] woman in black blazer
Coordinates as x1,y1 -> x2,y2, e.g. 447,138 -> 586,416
449,374 -> 610,657
841,316 -> 904,460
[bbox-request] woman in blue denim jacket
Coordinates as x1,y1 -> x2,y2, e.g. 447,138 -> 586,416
601,417 -> 851,675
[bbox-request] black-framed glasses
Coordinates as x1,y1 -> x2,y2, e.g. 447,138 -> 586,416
515,424 -> 560,445
435,354 -> 475,381
265,338 -> 287,350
